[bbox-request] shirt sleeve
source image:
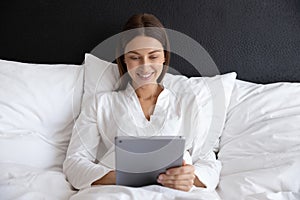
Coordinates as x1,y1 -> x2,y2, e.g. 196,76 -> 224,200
193,151 -> 222,191
189,100 -> 222,191
63,96 -> 112,190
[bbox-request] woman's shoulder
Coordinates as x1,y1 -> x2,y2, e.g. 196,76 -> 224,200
96,90 -> 116,98
163,84 -> 197,102
95,89 -> 129,106
95,90 -> 123,101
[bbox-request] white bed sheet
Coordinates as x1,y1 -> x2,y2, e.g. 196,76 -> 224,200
0,163 -> 75,200
71,185 -> 220,200
0,162 -> 220,200
245,192 -> 300,200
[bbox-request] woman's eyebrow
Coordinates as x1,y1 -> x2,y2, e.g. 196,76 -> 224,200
127,49 -> 163,55
127,51 -> 140,55
149,49 -> 163,54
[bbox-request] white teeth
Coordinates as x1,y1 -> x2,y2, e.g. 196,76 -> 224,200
141,74 -> 151,78
138,73 -> 153,78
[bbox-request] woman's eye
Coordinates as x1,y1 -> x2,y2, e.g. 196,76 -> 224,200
130,57 -> 140,60
150,56 -> 158,60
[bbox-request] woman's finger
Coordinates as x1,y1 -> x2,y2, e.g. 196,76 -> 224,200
158,173 -> 195,181
158,177 -> 194,186
166,164 -> 195,175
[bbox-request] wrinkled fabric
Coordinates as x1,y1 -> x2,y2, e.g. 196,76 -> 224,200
64,83 -> 221,191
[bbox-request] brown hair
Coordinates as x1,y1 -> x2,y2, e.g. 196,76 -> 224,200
116,13 -> 170,90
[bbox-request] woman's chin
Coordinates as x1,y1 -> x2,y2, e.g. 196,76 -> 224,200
132,79 -> 157,88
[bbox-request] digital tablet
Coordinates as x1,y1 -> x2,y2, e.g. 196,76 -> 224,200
115,136 -> 185,187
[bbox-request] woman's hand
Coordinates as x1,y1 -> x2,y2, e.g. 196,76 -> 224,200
157,160 -> 206,192
92,171 -> 116,185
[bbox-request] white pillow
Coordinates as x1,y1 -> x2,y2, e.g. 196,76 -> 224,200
82,54 -> 119,104
83,53 -> 237,154
217,80 -> 300,199
0,59 -> 83,171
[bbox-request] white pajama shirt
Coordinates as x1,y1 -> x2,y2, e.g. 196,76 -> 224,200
63,83 -> 221,190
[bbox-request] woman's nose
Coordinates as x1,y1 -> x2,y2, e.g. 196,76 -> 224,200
140,57 -> 150,65
139,60 -> 151,70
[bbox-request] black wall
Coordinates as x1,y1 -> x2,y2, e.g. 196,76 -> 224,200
1,0 -> 299,83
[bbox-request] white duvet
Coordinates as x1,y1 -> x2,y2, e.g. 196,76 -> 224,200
1,162 -> 299,200
0,163 -> 220,200
0,163 -> 75,200
217,80 -> 300,200
71,185 -> 220,200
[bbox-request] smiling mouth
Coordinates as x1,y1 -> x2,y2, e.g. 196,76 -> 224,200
136,72 -> 155,80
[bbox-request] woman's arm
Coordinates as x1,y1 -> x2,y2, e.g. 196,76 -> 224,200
192,151 -> 222,190
63,96 -> 113,190
158,94 -> 221,191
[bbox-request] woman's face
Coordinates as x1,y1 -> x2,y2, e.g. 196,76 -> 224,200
124,36 -> 165,88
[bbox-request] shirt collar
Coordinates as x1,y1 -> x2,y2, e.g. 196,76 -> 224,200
123,82 -> 169,98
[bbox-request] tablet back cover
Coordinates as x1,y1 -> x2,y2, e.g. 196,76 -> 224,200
115,136 -> 185,187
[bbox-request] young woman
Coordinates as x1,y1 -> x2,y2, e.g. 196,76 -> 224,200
63,13 -> 221,192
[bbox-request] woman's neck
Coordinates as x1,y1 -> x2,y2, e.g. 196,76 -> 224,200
133,82 -> 163,101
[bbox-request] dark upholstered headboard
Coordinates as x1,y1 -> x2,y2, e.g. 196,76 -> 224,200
1,0 -> 299,83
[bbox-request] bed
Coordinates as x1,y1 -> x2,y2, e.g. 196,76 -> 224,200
1,1 -> 300,200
